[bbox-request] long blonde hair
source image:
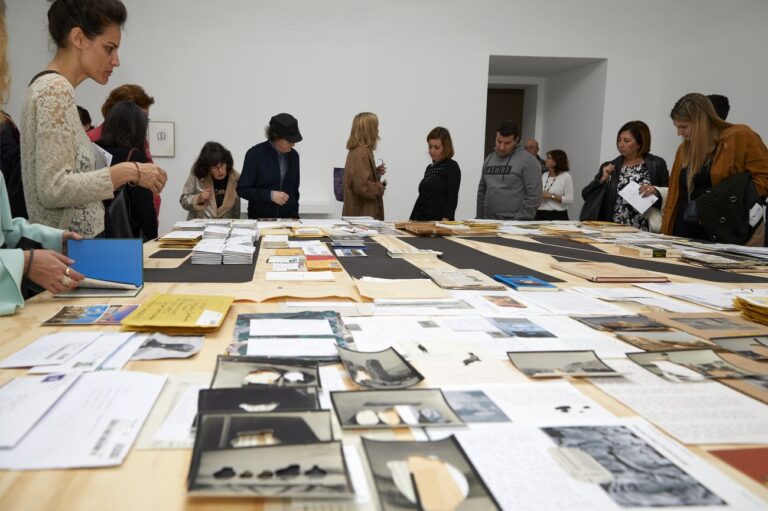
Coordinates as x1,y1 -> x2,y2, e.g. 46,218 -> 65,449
346,112 -> 379,151
670,93 -> 731,190
0,0 -> 9,110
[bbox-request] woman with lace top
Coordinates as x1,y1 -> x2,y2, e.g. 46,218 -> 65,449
409,127 -> 461,221
20,0 -> 166,238
580,121 -> 669,230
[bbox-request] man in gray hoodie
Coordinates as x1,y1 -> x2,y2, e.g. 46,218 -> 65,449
476,120 -> 542,219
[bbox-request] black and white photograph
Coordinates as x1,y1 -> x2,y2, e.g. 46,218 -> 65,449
330,389 -> 463,430
362,435 -> 500,510
541,425 -> 725,507
711,336 -> 768,360
628,349 -> 760,379
490,318 -> 554,338
198,387 -> 320,415
574,315 -> 668,332
337,346 -> 424,389
644,312 -> 768,340
616,330 -> 714,351
507,350 -> 619,378
443,390 -> 510,423
189,441 -> 354,498
130,333 -> 204,360
210,356 -> 319,388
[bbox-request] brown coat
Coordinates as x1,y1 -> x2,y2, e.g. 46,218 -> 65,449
341,146 -> 385,220
179,170 -> 241,219
661,124 -> 768,235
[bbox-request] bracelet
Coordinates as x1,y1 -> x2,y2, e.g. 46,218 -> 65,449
133,162 -> 141,186
23,248 -> 35,280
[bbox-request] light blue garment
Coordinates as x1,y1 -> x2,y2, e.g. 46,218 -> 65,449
0,174 -> 63,315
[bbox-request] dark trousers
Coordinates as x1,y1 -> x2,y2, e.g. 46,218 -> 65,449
535,209 -> 569,221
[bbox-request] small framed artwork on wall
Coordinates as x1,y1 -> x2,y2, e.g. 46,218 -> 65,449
148,121 -> 175,157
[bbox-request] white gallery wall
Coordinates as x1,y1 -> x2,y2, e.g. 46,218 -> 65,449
5,0 -> 768,232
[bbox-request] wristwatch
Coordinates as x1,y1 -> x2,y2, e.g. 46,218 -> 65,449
551,193 -> 555,199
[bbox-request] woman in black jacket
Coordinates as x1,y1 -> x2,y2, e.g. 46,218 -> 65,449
410,126 -> 461,221
97,101 -> 158,241
580,120 -> 669,230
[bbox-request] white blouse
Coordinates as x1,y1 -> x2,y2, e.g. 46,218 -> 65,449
538,171 -> 573,211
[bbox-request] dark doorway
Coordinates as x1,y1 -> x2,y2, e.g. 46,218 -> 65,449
485,88 -> 524,155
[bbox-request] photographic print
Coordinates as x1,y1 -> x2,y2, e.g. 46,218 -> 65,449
337,346 -> 424,389
644,312 -> 768,340
574,315 -> 668,332
490,318 -> 554,338
42,304 -> 139,325
362,435 -> 500,510
616,330 -> 714,351
711,336 -> 768,360
198,387 -> 320,415
148,121 -> 175,157
481,294 -> 527,309
189,441 -> 353,498
507,350 -> 619,378
330,389 -> 463,430
628,349 -> 761,380
443,390 -> 510,423
130,333 -> 203,360
211,356 -> 319,388
541,425 -> 725,507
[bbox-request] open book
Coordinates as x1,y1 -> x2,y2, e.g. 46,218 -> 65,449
55,239 -> 144,297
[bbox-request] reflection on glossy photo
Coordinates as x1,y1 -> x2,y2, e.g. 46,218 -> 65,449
508,350 -> 618,378
331,389 -> 462,430
338,346 -> 424,389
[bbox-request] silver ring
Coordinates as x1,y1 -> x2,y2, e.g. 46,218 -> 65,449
65,266 -> 71,277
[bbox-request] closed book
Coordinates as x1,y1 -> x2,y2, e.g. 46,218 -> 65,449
618,244 -> 681,258
551,261 -> 669,283
494,274 -> 557,291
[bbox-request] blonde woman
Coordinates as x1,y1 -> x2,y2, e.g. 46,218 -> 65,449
341,112 -> 386,220
662,93 -> 768,239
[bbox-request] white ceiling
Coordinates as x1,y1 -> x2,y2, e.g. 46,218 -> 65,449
489,56 -> 604,77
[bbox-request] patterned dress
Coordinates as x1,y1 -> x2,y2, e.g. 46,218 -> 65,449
612,162 -> 650,231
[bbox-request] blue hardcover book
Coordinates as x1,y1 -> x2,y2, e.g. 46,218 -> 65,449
67,239 -> 144,288
493,274 -> 557,291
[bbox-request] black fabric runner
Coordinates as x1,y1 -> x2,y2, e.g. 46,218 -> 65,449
149,250 -> 192,259
404,237 -> 564,282
466,237 -> 768,284
144,245 -> 259,283
334,241 -> 425,279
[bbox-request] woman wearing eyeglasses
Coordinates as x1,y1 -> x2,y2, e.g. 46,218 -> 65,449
180,142 -> 241,219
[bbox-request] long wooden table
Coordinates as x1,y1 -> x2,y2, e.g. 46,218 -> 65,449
1,232 -> 766,510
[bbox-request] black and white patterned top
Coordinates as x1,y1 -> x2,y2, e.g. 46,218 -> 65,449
612,162 -> 650,230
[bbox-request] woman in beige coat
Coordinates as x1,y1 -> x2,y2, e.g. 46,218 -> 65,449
341,112 -> 387,220
180,142 -> 241,219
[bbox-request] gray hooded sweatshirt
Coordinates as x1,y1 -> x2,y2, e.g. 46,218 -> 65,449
476,144 -> 542,220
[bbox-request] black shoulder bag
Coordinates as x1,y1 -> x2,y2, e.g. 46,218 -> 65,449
105,149 -> 142,239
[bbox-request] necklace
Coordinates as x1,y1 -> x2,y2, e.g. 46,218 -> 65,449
544,173 -> 557,192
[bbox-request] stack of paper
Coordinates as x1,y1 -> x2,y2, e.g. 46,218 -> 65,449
292,226 -> 324,237
229,227 -> 257,242
121,294 -> 234,334
158,230 -> 202,249
262,234 -> 289,249
191,239 -> 225,265
223,240 -> 256,265
734,294 -> 768,326
202,225 -> 230,240
551,261 -> 669,283
172,220 -> 206,231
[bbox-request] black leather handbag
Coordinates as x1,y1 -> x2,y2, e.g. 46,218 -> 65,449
105,148 -> 142,239
695,171 -> 764,244
579,182 -> 607,221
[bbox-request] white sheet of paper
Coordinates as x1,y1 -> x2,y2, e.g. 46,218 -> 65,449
301,244 -> 333,256
271,262 -> 300,272
265,271 -> 334,281
0,371 -> 165,469
454,418 -> 765,511
618,180 -> 657,214
245,337 -> 338,357
28,332 -> 135,374
0,332 -> 102,369
590,359 -> 768,444
151,384 -> 204,448
518,290 -> 632,316
0,373 -> 81,448
436,316 -> 500,332
249,318 -> 333,337
319,365 -> 348,410
159,230 -> 202,240
99,334 -> 147,370
343,445 -> 371,505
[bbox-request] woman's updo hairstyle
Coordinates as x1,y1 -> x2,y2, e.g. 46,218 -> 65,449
47,0 -> 127,48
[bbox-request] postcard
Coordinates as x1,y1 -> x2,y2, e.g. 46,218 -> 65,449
574,314 -> 668,332
490,317 -> 555,338
198,387 -> 320,415
337,346 -> 424,389
362,435 -> 500,510
210,356 -> 320,388
616,330 -> 714,351
507,350 -> 619,378
628,349 -> 763,381
42,304 -> 139,326
334,248 -> 367,257
189,441 -> 353,498
643,312 -> 768,339
711,336 -> 768,360
130,333 -> 203,360
331,389 -> 463,430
